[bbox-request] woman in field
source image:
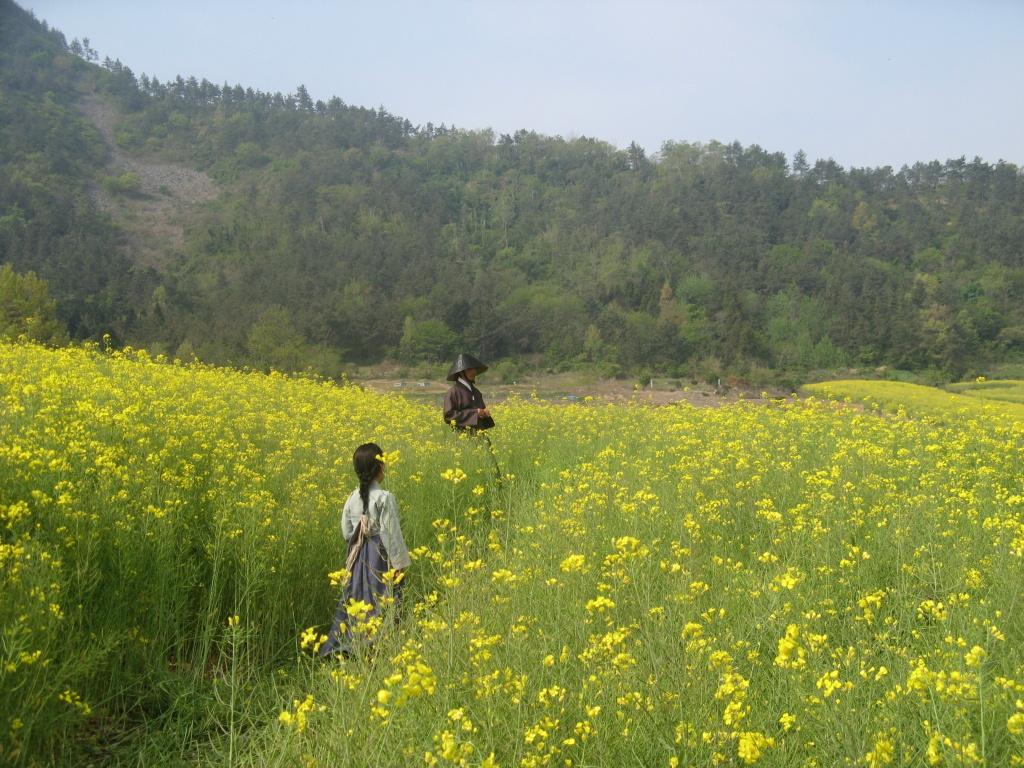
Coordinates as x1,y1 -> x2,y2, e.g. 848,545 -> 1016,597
319,442 -> 411,656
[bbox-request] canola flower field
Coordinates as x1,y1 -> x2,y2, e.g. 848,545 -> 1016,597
803,379 -> 1024,425
2,342 -> 1024,767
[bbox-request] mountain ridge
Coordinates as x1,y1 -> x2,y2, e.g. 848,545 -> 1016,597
2,0 -> 1023,383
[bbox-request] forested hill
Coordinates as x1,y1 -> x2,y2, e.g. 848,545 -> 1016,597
2,0 -> 1023,382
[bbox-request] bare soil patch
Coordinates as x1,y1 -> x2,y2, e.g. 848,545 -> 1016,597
358,371 -> 794,409
78,94 -> 219,269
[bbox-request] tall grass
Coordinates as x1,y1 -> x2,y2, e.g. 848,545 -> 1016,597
3,345 -> 1024,765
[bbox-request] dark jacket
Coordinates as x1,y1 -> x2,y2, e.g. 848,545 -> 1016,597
443,380 -> 495,430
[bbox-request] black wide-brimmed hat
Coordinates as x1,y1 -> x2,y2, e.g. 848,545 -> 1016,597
446,353 -> 488,381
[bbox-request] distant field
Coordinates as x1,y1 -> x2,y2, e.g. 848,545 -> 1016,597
947,379 -> 1024,406
361,371 -> 775,409
803,378 -> 1024,423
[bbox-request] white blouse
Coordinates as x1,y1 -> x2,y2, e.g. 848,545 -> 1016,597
340,480 -> 411,570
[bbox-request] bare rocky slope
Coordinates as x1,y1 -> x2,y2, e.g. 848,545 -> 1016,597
78,94 -> 219,269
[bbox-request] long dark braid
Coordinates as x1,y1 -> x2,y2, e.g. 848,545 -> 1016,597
353,442 -> 384,515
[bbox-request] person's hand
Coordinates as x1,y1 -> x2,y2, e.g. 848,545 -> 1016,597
478,408 -> 490,418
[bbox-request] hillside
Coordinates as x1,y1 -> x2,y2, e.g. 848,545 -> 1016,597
78,93 -> 219,267
2,0 -> 1023,383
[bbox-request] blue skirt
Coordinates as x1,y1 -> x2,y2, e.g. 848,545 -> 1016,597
319,531 -> 402,656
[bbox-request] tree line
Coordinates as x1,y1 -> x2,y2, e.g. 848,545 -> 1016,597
2,0 -> 1023,383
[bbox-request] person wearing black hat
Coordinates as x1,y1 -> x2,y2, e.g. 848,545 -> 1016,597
443,353 -> 495,431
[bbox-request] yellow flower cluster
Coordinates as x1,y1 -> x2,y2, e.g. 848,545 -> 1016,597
278,694 -> 324,733
0,340 -> 441,759
371,643 -> 438,722
6,343 -> 1024,766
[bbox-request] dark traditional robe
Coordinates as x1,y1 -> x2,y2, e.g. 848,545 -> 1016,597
443,379 -> 495,430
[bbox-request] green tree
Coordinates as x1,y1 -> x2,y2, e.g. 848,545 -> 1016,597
0,264 -> 68,346
246,305 -> 303,371
397,316 -> 459,362
234,142 -> 268,168
295,84 -> 314,111
101,172 -> 142,196
792,149 -> 809,177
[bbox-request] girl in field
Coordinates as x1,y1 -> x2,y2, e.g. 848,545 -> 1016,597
319,442 -> 411,656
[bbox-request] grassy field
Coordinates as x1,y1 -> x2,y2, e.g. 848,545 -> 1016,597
3,344 -> 1024,766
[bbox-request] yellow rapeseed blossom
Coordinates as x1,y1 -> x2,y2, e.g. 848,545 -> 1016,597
8,345 -> 1024,765
964,646 -> 987,667
1008,711 -> 1024,736
737,731 -> 773,764
864,736 -> 896,767
441,467 -> 468,484
559,554 -> 586,573
918,600 -> 947,622
775,624 -> 806,669
585,596 -> 615,614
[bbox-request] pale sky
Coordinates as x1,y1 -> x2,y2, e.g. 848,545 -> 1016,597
23,0 -> 1024,170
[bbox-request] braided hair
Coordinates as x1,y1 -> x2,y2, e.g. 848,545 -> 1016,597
353,442 -> 384,515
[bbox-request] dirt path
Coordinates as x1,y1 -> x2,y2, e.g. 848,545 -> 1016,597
361,374 -> 791,409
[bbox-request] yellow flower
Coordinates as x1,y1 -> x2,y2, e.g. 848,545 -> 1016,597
737,732 -> 772,763
585,596 -> 615,614
560,554 -> 586,573
772,567 -> 802,590
375,449 -> 400,466
917,599 -> 947,622
328,569 -> 350,587
346,599 -> 373,620
775,624 -> 806,669
965,645 -> 987,667
59,689 -> 92,716
1008,712 -> 1024,735
865,737 -> 895,767
815,669 -> 847,698
299,626 -> 324,650
440,467 -> 468,484
491,569 -> 517,584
